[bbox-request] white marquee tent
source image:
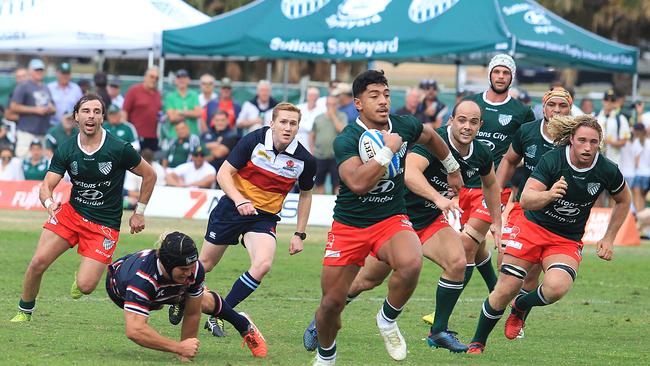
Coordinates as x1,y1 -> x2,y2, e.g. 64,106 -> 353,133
0,0 -> 209,58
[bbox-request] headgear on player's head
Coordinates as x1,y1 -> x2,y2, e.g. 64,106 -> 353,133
158,231 -> 198,276
542,87 -> 573,109
487,54 -> 516,90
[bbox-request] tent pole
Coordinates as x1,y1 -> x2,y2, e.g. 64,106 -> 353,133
158,56 -> 165,92
632,73 -> 639,100
266,60 -> 273,81
148,49 -> 154,69
330,61 -> 336,81
283,59 -> 289,101
455,60 -> 461,93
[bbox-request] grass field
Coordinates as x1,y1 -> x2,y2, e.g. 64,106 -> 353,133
1,209 -> 649,365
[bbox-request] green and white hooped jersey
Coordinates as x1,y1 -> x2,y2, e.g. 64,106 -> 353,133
405,126 -> 493,230
49,129 -> 142,230
333,114 -> 422,228
525,146 -> 626,241
464,92 -> 536,171
511,119 -> 557,200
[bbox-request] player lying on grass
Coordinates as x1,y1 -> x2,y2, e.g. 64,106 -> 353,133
106,231 -> 267,360
466,114 -> 631,354
304,100 -> 501,354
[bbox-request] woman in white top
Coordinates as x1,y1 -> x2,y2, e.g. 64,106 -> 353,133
0,147 -> 25,180
632,124 -> 650,212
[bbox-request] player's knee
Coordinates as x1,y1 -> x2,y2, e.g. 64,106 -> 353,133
542,264 -> 576,301
395,255 -> 422,280
251,259 -> 273,277
27,256 -> 51,275
320,294 -> 346,315
448,254 -> 467,277
76,278 -> 98,294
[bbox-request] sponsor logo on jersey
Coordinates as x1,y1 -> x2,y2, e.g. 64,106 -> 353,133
525,144 -> 537,158
257,150 -> 272,161
369,179 -> 395,194
325,0 -> 391,29
70,161 -> 78,175
98,162 -> 112,175
281,0 -> 330,19
466,168 -> 477,178
587,182 -> 601,195
283,159 -> 296,172
498,114 -> 513,126
408,0 -> 459,23
554,204 -> 580,216
209,231 -> 216,239
78,189 -> 104,200
477,139 -> 495,151
102,238 -> 115,251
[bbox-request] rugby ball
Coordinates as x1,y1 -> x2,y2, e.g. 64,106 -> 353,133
358,129 -> 400,179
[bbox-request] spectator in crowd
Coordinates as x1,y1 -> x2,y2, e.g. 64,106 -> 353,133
597,89 -> 630,166
297,87 -> 325,153
333,82 -> 358,123
45,110 -> 78,158
395,88 -> 425,122
47,62 -> 82,126
78,79 -> 92,95
107,77 -> 124,109
205,77 -> 241,131
10,59 -> 56,158
123,67 -> 162,151
202,110 -> 239,176
316,80 -> 339,109
123,148 -> 166,209
198,73 -> 218,108
310,95 -> 347,194
3,67 -> 29,123
103,104 -> 140,151
165,146 -> 216,188
0,122 -> 15,152
0,146 -> 24,180
163,121 -> 202,168
93,72 -> 112,108
164,69 -> 202,139
632,123 -> 650,213
441,89 -> 470,126
22,139 -> 48,180
418,79 -> 447,127
517,89 -> 532,106
237,80 -> 278,134
580,98 -> 595,116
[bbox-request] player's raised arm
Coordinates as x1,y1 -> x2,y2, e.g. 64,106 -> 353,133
596,185 -> 631,261
416,125 -> 463,193
520,176 -> 566,211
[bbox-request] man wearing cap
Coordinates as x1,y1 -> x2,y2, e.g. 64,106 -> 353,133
164,69 -> 202,139
103,104 -> 140,151
418,79 -> 447,127
165,146 -> 216,189
333,82 -> 358,124
205,77 -> 241,131
596,89 -> 630,167
22,139 -> 49,180
47,62 -> 83,126
107,77 -> 124,109
237,80 -> 278,134
460,54 -> 535,295
45,110 -> 78,158
10,58 -> 56,158
106,231 -> 267,360
123,67 -> 162,152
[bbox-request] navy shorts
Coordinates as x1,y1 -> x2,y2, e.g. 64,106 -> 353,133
204,196 -> 279,246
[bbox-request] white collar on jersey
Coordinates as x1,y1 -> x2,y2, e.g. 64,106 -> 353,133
264,127 -> 298,154
446,125 -> 473,160
355,116 -> 393,132
565,145 -> 599,172
156,259 -> 164,276
481,90 -> 512,106
540,120 -> 553,144
77,128 -> 106,156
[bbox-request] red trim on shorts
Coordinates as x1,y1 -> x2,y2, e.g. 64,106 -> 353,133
415,215 -> 451,244
43,202 -> 119,264
503,214 -> 584,264
322,214 -> 416,266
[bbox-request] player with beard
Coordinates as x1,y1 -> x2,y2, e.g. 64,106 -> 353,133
11,94 -> 156,322
309,70 -> 464,366
458,54 -> 535,295
495,87 -> 573,338
466,115 -> 631,354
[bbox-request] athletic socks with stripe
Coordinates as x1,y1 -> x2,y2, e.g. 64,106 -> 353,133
225,271 -> 260,308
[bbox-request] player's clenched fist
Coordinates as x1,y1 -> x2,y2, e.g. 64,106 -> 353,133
548,176 -> 567,200
177,338 -> 200,359
381,131 -> 403,153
